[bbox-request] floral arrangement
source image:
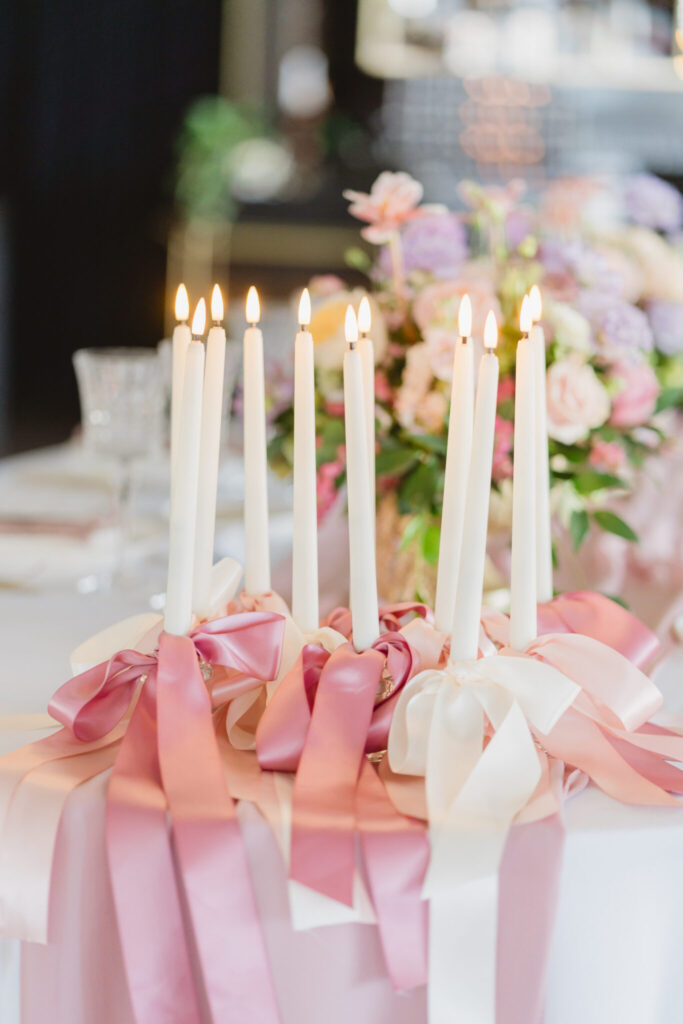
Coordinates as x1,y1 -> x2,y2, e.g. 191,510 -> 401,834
268,170 -> 683,594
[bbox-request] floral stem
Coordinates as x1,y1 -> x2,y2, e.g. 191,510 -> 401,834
388,231 -> 406,311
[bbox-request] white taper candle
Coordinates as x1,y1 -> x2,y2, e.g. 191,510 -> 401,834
243,286 -> 271,595
171,283 -> 191,478
192,285 -> 227,619
510,295 -> 537,651
291,288 -> 319,633
529,286 -> 553,604
357,295 -> 376,522
450,311 -> 499,662
165,299 -> 206,635
343,305 -> 380,651
434,294 -> 474,634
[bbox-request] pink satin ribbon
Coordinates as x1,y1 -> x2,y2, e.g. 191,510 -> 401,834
322,602 -> 431,640
482,590 -> 660,669
1,611 -> 286,1024
256,632 -> 428,991
508,631 -> 683,807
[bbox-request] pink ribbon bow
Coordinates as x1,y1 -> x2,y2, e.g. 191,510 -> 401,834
256,632 -> 429,992
2,612 -> 286,1024
483,590 -> 660,669
322,601 -> 431,640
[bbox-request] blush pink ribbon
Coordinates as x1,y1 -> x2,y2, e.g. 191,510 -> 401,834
482,590 -> 659,669
256,632 -> 429,991
520,632 -> 683,805
0,612 -> 286,1024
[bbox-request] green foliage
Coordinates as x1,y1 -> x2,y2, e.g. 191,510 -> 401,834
344,247 -> 372,272
592,510 -> 638,542
573,471 -> 627,495
569,509 -> 590,550
174,97 -> 268,222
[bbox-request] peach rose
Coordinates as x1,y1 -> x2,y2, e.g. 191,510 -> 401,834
546,356 -> 611,444
609,361 -> 660,429
308,288 -> 387,371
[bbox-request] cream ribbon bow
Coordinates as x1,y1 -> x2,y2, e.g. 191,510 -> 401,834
388,651 -> 580,1024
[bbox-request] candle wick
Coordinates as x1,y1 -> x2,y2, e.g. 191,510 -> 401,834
349,341 -> 357,351
459,335 -> 468,345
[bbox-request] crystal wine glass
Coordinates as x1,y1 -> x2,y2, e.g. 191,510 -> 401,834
73,347 -> 164,590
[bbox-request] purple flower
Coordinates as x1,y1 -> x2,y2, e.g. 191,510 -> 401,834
538,239 -> 621,293
622,174 -> 683,233
377,213 -> 468,279
578,289 -> 654,356
647,300 -> 683,356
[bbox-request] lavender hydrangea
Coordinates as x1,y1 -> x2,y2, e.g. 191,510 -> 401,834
622,174 -> 683,234
647,300 -> 683,356
578,289 -> 654,356
538,239 -> 621,293
377,213 -> 468,280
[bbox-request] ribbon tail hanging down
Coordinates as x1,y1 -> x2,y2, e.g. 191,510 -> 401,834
155,632 -> 282,1024
106,674 -> 202,1024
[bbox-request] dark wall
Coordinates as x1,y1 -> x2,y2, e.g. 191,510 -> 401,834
2,0 -> 222,451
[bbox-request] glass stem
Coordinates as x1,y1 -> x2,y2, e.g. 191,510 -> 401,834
113,457 -> 134,578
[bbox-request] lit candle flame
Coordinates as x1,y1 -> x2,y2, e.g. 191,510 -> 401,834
519,294 -> 532,336
246,286 -> 260,325
345,304 -> 359,346
298,288 -> 311,328
458,293 -> 472,339
484,310 -> 498,351
211,284 -> 224,324
357,296 -> 372,335
191,298 -> 207,337
175,283 -> 189,323
529,285 -> 542,324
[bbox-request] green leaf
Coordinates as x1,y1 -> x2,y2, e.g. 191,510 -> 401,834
606,594 -> 630,610
655,386 -> 683,413
399,513 -> 425,552
375,448 -> 419,477
573,471 -> 627,495
401,432 -> 448,456
569,509 -> 589,551
421,524 -> 441,566
344,247 -> 372,271
593,510 -> 638,542
398,460 -> 437,514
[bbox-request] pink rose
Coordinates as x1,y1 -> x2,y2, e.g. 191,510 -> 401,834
344,171 -> 444,244
589,439 -> 626,474
424,328 -> 456,382
412,269 -> 502,340
492,417 -> 514,482
415,391 -> 448,433
609,361 -> 660,428
546,356 -> 611,444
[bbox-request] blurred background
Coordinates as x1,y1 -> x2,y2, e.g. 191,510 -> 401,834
2,0 -> 683,454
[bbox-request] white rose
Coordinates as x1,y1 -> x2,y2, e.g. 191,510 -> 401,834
545,300 -> 592,355
546,356 -> 610,445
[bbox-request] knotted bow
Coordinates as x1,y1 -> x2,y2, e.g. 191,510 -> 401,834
0,612 -> 286,1024
256,630 -> 429,992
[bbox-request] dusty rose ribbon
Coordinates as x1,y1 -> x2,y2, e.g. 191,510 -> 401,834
322,601 -> 431,640
256,632 -> 428,990
2,611 -> 286,1024
482,590 -> 659,669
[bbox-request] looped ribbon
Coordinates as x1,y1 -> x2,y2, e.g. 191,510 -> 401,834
322,601 -> 431,640
0,611 -> 286,1024
389,624 -> 683,1024
256,631 -> 430,992
388,650 -> 581,1024
482,590 -> 660,669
